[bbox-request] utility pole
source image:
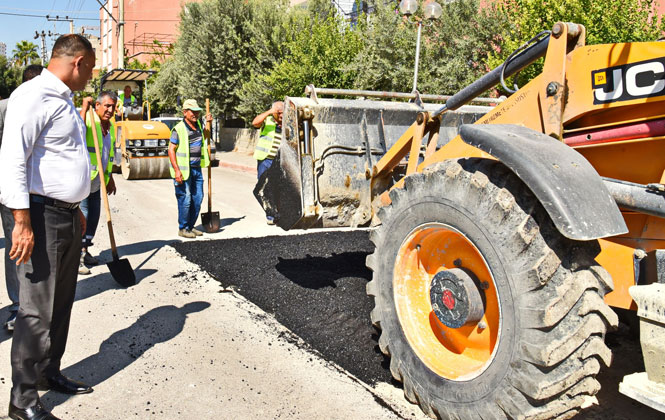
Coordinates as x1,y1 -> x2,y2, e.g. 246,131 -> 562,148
34,31 -> 50,64
46,15 -> 75,35
118,0 -> 125,68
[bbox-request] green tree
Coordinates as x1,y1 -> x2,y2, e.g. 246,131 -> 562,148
174,0 -> 281,117
488,0 -> 665,89
347,2 -> 416,93
348,0 -> 507,96
12,41 -> 40,67
417,0 -> 508,96
150,0 -> 292,119
0,55 -> 21,99
238,11 -> 364,121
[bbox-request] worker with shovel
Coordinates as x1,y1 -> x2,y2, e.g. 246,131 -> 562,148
78,91 -> 118,275
168,99 -> 212,238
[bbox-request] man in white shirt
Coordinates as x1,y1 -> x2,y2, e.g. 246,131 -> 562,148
0,34 -> 96,420
0,65 -> 44,333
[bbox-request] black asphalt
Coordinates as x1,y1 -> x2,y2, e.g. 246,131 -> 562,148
174,230 -> 657,419
173,230 -> 393,385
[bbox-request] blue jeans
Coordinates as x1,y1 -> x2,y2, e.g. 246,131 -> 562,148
257,158 -> 274,180
256,159 -> 275,221
175,166 -> 204,230
80,189 -> 101,249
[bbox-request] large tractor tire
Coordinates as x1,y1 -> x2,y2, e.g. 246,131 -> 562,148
366,158 -> 618,419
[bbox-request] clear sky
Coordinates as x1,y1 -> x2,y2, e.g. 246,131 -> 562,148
0,1 -> 101,61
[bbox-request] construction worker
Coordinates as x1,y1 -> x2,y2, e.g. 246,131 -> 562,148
119,85 -> 136,108
252,101 -> 283,225
78,91 -> 118,275
168,99 -> 212,238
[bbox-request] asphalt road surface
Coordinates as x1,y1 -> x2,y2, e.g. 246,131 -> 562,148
0,161 -> 661,419
175,229 -> 662,420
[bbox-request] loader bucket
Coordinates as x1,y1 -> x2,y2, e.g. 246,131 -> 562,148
254,97 -> 492,231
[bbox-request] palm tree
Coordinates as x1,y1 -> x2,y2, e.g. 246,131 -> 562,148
12,41 -> 39,67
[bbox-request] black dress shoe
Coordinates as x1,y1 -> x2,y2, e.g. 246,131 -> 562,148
8,402 -> 60,420
45,374 -> 93,395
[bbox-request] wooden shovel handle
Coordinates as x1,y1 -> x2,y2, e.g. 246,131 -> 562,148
87,107 -> 119,260
206,99 -> 212,212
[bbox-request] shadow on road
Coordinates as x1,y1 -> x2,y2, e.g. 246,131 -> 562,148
193,215 -> 245,234
275,252 -> 371,289
75,268 -> 158,301
41,301 -> 211,409
0,305 -> 14,345
97,239 -> 176,260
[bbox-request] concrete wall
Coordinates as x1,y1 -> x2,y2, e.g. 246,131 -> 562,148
218,127 -> 258,155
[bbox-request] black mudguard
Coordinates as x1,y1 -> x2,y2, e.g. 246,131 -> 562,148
459,124 -> 628,241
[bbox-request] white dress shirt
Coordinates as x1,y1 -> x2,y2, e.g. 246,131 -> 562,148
0,69 -> 90,209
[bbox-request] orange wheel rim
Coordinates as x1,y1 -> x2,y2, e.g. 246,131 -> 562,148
393,223 -> 501,380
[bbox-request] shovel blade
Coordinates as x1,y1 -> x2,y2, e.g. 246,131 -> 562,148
107,258 -> 136,287
201,211 -> 220,233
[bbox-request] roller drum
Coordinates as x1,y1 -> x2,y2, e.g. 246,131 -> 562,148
121,157 -> 170,180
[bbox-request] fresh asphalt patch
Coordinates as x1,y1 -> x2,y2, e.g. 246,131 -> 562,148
174,230 -> 658,420
173,230 -> 394,386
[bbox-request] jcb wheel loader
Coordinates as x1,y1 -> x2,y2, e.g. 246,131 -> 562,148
255,22 -> 665,419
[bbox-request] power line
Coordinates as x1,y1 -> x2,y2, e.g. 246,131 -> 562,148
0,7 -> 97,14
0,11 -> 178,22
0,11 -> 98,21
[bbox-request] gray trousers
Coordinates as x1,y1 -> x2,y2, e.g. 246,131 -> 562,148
10,202 -> 81,409
1,203 -> 19,313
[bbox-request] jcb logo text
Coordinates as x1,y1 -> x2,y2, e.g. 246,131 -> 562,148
593,57 -> 665,104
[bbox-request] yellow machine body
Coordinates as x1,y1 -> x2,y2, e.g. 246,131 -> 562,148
373,24 -> 665,311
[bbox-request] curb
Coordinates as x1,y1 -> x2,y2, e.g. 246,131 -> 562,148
217,160 -> 257,175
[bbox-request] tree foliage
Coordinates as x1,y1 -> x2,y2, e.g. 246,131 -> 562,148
150,0 -> 290,118
347,2 -> 417,93
12,41 -> 40,67
347,0 -> 508,96
418,0 -> 508,96
152,0 -> 665,125
488,0 -> 665,89
237,11 -> 364,121
0,56 -> 21,99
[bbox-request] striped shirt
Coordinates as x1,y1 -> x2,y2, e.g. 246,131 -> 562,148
170,119 -> 202,167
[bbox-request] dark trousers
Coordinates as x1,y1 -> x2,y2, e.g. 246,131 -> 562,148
10,202 -> 81,409
1,203 -> 19,312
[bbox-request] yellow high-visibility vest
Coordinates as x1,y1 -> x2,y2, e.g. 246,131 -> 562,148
170,120 -> 210,181
253,116 -> 281,161
85,113 -> 115,185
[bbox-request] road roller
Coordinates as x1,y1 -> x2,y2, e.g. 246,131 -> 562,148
99,68 -> 172,180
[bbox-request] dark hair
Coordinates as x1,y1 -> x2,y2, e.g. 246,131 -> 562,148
51,34 -> 94,59
97,90 -> 118,103
22,64 -> 44,83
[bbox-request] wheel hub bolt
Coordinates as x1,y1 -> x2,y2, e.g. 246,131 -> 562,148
430,268 -> 486,329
